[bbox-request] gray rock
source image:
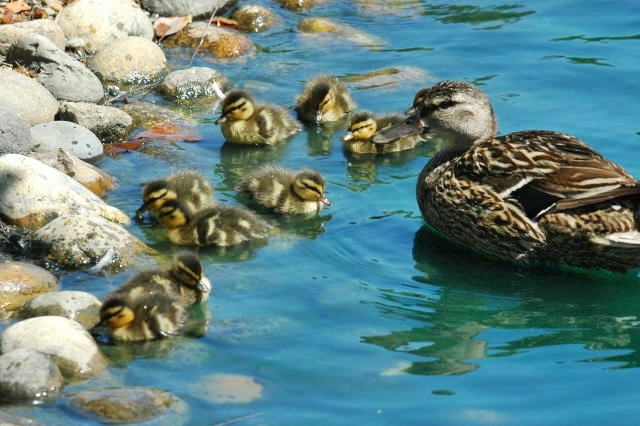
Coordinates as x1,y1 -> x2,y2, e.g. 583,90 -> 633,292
0,108 -> 33,156
141,0 -> 235,18
6,34 -> 104,103
0,19 -> 65,56
58,102 -> 133,142
157,67 -> 229,100
0,68 -> 59,126
0,261 -> 59,316
55,0 -> 154,53
19,291 -> 101,329
88,36 -> 167,84
0,154 -> 130,230
1,316 -> 107,380
0,348 -> 63,404
35,215 -> 152,272
30,121 -> 103,160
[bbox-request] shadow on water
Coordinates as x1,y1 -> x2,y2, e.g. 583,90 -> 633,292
305,118 -> 348,157
362,226 -> 640,375
422,3 -> 536,29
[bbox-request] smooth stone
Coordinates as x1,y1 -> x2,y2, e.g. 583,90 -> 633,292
30,121 -> 103,160
0,261 -> 58,315
34,215 -> 152,272
58,102 -> 133,142
0,154 -> 130,230
0,19 -> 65,56
157,67 -> 229,100
0,348 -> 63,404
0,68 -> 59,126
167,22 -> 254,58
232,5 -> 280,32
0,316 -> 107,380
0,108 -> 33,156
29,149 -> 116,197
6,34 -> 104,103
193,374 -> 263,404
276,0 -> 324,11
298,17 -> 383,46
66,387 -> 188,424
19,291 -> 101,329
0,410 -> 41,425
88,36 -> 167,84
55,0 -> 154,53
120,101 -> 185,128
140,0 -> 235,18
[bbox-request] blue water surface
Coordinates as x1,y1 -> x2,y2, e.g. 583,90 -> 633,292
8,0 -> 640,424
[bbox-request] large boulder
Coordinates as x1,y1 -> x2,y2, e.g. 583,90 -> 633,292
0,261 -> 58,316
0,154 -> 129,230
6,34 -> 104,103
0,19 -> 65,56
58,102 -> 133,142
0,68 -> 59,126
19,291 -> 101,329
0,348 -> 63,404
55,0 -> 154,53
0,108 -> 32,156
140,0 -> 235,18
30,121 -> 104,160
88,37 -> 167,84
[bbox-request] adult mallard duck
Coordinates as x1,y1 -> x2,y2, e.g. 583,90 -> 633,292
373,81 -> 640,271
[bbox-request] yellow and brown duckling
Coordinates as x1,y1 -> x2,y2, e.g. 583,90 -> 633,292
341,111 -> 422,154
295,75 -> 355,124
136,170 -> 214,221
215,89 -> 301,145
237,165 -> 330,214
156,200 -> 272,247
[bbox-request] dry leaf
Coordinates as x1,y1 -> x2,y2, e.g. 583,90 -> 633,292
210,17 -> 239,29
103,140 -> 145,154
154,15 -> 192,42
32,8 -> 48,19
6,0 -> 30,13
133,123 -> 201,143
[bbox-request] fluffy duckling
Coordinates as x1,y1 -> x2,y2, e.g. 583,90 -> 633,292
156,200 -> 271,247
237,165 -> 330,214
215,89 -> 300,145
295,75 -> 355,123
136,170 -> 214,221
341,111 -> 422,154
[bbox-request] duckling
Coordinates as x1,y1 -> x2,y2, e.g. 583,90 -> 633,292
295,75 -> 355,123
97,293 -> 187,342
215,89 -> 301,145
341,111 -> 422,154
156,200 -> 272,247
136,170 -> 214,221
237,165 -> 330,214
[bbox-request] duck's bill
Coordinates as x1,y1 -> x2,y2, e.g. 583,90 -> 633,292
320,196 -> 331,206
315,111 -> 323,123
135,202 -> 149,218
198,278 -> 211,295
340,132 -> 354,142
372,113 -> 424,144
214,115 -> 227,124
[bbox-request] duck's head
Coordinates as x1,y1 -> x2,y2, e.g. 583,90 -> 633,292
157,200 -> 190,229
136,180 -> 176,217
373,81 -> 497,150
406,86 -> 431,115
216,90 -> 255,124
98,297 -> 135,330
292,170 -> 331,206
341,111 -> 377,142
170,251 -> 211,302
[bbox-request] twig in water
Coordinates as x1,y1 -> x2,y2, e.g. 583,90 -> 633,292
189,6 -> 220,65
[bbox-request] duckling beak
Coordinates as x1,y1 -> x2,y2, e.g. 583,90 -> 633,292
340,132 -> 354,142
372,112 -> 423,144
135,201 -> 149,219
320,196 -> 331,206
215,114 -> 227,125
315,110 -> 323,123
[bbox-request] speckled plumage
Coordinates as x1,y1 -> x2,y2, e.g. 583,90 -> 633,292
295,75 -> 355,123
138,170 -> 214,219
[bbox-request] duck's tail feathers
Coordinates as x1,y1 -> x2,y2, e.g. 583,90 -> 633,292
590,232 -> 640,248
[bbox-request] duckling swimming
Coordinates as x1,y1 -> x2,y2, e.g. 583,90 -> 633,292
237,165 -> 330,214
295,75 -> 355,123
156,200 -> 271,247
341,111 -> 422,154
136,170 -> 214,221
215,89 -> 300,145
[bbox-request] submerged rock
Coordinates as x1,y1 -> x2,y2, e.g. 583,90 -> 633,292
0,261 -> 58,317
0,348 -> 63,404
298,17 -> 383,46
58,102 -> 133,142
0,410 -> 41,425
0,19 -> 65,56
343,66 -> 430,90
232,5 -> 280,32
30,121 -> 104,160
167,22 -> 254,58
141,0 -> 235,18
157,67 -> 229,100
193,374 -> 263,404
120,101 -> 186,128
19,291 -> 101,329
0,69 -> 59,126
66,387 -> 188,424
0,316 -> 107,380
0,108 -> 33,156
276,0 -> 325,12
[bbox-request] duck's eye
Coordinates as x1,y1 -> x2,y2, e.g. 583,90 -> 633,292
437,100 -> 457,109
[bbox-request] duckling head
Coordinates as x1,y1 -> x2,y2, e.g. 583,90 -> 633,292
215,90 -> 255,124
170,251 -> 210,302
308,82 -> 338,123
99,297 -> 135,330
341,111 -> 377,142
136,180 -> 177,217
157,200 -> 190,230
292,170 -> 331,206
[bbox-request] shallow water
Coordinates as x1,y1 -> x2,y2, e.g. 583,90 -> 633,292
6,0 -> 640,424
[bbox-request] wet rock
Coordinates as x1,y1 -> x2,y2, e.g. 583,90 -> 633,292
232,5 -> 280,32
66,387 -> 188,424
167,22 -> 254,58
193,374 -> 263,404
298,17 -> 383,46
120,101 -> 186,128
276,0 -> 324,12
55,0 -> 154,53
29,149 -> 116,197
0,19 -> 65,56
88,36 -> 167,84
6,34 -> 104,103
0,154 -> 129,230
30,121 -> 103,160
0,261 -> 58,316
157,67 -> 229,100
0,410 -> 41,425
0,108 -> 33,156
35,215 -> 152,271
0,348 -> 63,404
1,316 -> 107,380
0,68 -> 59,126
58,102 -> 133,142
141,0 -> 235,18
19,291 -> 101,329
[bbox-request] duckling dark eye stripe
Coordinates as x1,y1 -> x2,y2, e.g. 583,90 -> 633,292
225,101 -> 246,114
177,261 -> 200,281
352,123 -> 374,132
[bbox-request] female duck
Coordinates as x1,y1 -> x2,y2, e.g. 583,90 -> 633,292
295,75 -> 355,123
215,89 -> 300,145
374,81 -> 640,271
237,165 -> 330,214
341,111 -> 422,154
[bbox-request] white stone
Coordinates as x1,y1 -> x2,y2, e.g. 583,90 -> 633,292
89,36 -> 167,84
0,68 -> 59,126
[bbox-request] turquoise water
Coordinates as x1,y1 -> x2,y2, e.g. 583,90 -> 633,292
8,0 -> 640,424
